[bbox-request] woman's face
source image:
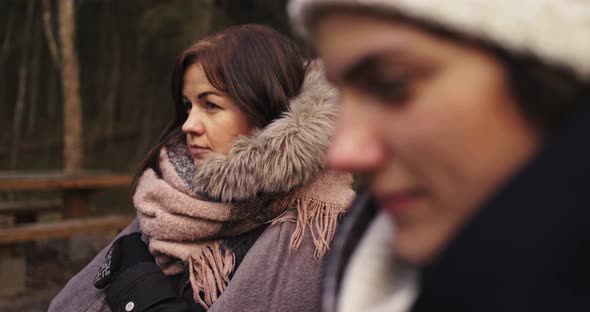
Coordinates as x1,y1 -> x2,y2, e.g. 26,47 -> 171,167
314,13 -> 541,264
182,63 -> 253,166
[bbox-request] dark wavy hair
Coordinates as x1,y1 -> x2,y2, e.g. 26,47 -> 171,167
134,24 -> 306,184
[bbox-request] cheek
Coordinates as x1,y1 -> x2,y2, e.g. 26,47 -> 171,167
380,79 -> 495,217
209,125 -> 236,155
407,67 -> 537,218
404,68 -> 497,178
210,113 -> 252,155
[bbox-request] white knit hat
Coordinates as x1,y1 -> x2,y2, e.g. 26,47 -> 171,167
288,0 -> 590,80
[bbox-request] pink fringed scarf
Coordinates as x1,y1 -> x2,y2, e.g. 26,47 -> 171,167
134,147 -> 354,309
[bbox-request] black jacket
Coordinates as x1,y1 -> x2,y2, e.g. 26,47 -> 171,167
323,103 -> 590,311
105,263 -> 199,312
102,228 -> 265,311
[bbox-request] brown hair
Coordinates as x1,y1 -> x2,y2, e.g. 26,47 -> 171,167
134,24 -> 306,184
493,51 -> 589,136
422,17 -> 590,135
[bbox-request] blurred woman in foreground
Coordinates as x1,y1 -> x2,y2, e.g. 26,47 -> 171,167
49,24 -> 353,312
289,0 -> 590,311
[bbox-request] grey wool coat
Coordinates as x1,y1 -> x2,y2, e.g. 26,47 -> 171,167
49,215 -> 323,312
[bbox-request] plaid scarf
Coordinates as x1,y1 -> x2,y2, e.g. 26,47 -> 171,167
134,145 -> 354,309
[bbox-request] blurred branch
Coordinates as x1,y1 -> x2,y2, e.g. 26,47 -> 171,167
11,0 -> 37,169
42,0 -> 61,69
104,32 -> 120,150
94,0 -> 109,120
93,0 -> 119,147
0,4 -> 16,119
27,14 -> 43,136
0,5 -> 15,66
47,70 -> 58,118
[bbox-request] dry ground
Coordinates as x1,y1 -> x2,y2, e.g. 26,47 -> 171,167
0,234 -> 115,312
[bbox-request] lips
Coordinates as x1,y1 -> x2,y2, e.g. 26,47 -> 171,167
377,189 -> 425,216
188,145 -> 210,158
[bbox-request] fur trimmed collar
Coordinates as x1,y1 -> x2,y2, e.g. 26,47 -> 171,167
191,60 -> 339,202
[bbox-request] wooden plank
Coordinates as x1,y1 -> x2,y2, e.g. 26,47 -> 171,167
0,170 -> 132,191
63,190 -> 90,218
0,215 -> 133,244
0,200 -> 62,214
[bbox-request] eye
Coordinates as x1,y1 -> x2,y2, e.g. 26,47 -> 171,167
205,101 -> 220,111
183,101 -> 192,113
368,78 -> 410,105
350,66 -> 413,107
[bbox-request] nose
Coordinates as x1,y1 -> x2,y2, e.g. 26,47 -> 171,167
327,94 -> 386,173
181,108 -> 205,136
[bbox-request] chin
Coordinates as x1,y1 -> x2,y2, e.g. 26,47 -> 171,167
395,243 -> 434,265
393,226 -> 446,265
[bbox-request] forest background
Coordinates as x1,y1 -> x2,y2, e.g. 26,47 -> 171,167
0,0 -> 294,211
0,1 -> 295,310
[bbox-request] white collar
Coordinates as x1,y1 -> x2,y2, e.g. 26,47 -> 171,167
338,212 -> 419,312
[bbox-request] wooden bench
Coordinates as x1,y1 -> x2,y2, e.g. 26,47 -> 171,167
0,215 -> 133,245
0,170 -> 133,296
0,200 -> 62,215
0,199 -> 62,225
0,170 -> 133,238
0,170 -> 132,219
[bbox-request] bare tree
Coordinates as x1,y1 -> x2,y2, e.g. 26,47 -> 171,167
104,32 -> 121,149
10,0 -> 36,169
47,68 -> 59,119
94,0 -> 120,149
58,0 -> 83,172
0,7 -> 15,69
0,5 -> 16,119
27,14 -> 43,136
42,0 -> 61,69
41,0 -> 61,120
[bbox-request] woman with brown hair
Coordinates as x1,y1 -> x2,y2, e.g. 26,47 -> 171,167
49,24 -> 354,312
289,0 -> 590,311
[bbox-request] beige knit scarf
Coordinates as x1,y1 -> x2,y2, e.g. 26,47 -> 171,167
134,146 -> 353,308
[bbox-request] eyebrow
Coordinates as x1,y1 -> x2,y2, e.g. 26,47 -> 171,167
182,90 -> 223,101
338,49 -> 407,84
197,91 -> 223,99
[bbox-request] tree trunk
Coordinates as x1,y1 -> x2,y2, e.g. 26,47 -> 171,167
0,6 -> 15,71
0,6 -> 16,118
42,0 -> 61,70
94,0 -> 110,119
47,69 -> 58,119
105,32 -> 121,150
10,0 -> 36,170
58,0 -> 83,172
128,37 -> 145,129
137,85 -> 156,157
41,0 -> 61,120
27,14 -> 42,136
92,0 -> 120,150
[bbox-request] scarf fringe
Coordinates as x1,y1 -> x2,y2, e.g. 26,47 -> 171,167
188,241 -> 236,309
186,195 -> 346,309
272,195 -> 347,258
187,195 -> 346,309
